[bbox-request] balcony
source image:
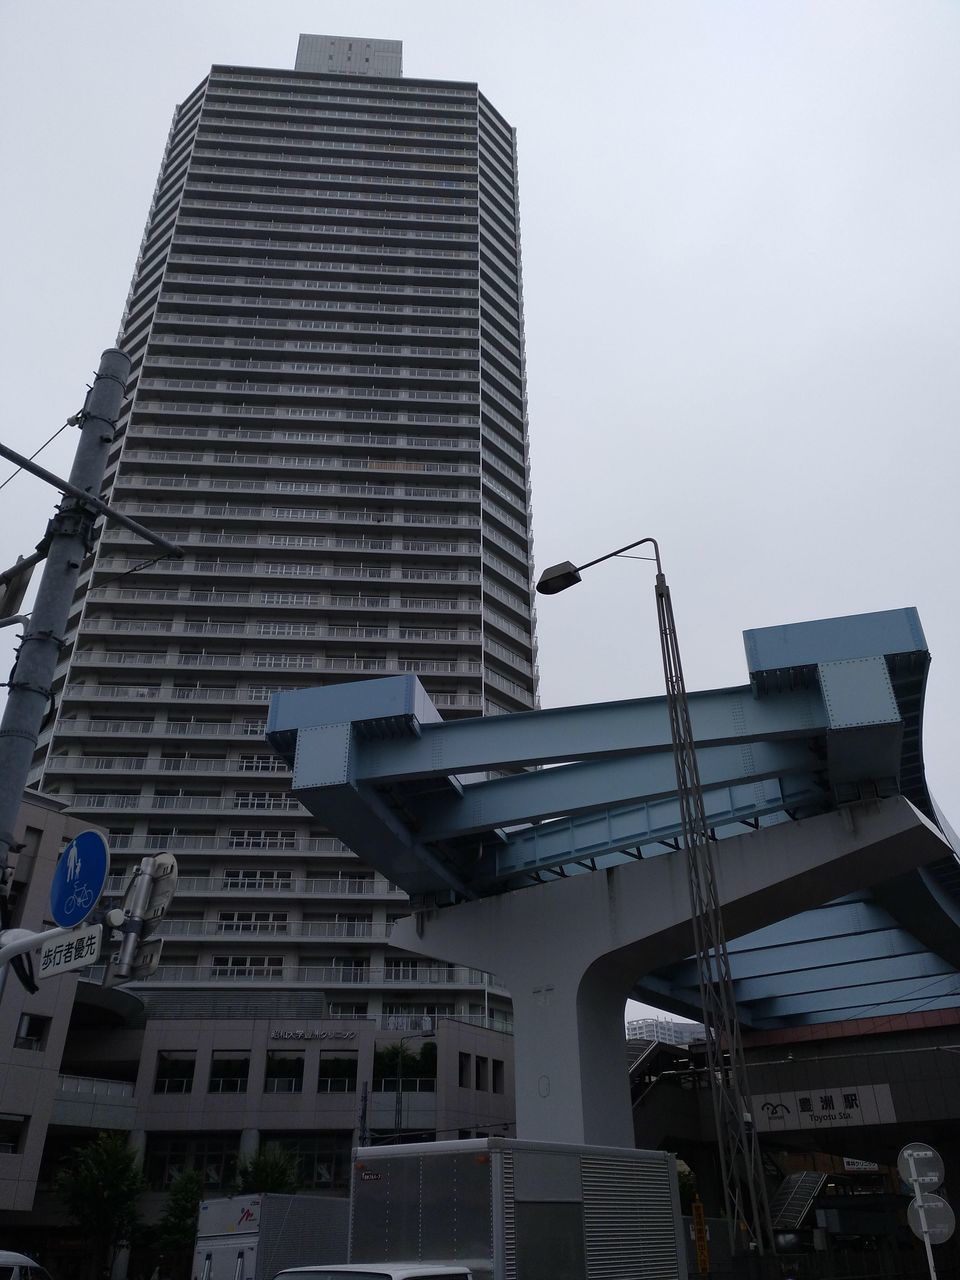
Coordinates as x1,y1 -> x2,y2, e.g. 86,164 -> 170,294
126,422 -> 479,451
131,398 -> 479,429
116,471 -> 478,504
112,499 -> 482,530
90,561 -> 483,587
156,919 -> 390,941
122,447 -> 481,475
102,873 -> 394,899
65,792 -> 304,814
80,963 -> 504,990
69,651 -> 484,677
79,617 -> 482,644
51,1074 -> 138,1129
51,718 -> 265,740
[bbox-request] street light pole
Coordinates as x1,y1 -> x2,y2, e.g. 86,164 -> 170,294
536,538 -> 774,1256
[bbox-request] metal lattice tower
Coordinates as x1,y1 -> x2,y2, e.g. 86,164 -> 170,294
655,568 -> 775,1254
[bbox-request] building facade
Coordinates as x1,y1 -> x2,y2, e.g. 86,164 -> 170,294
35,34 -> 534,1030
626,1017 -> 705,1047
10,33 -> 535,1228
0,796 -> 516,1256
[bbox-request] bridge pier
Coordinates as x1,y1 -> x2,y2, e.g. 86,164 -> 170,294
391,798 -> 950,1147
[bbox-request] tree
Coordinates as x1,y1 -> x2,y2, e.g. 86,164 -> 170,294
373,1040 -> 436,1084
676,1164 -> 698,1212
54,1130 -> 146,1279
235,1146 -> 300,1193
155,1169 -> 205,1280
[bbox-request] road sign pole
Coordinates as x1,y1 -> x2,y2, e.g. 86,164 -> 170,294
111,856 -> 158,981
105,852 -> 177,986
909,1152 -> 939,1280
899,1143 -> 954,1280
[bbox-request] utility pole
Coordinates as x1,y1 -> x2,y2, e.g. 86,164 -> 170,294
0,348 -> 184,1002
0,349 -> 131,883
655,567 -> 775,1255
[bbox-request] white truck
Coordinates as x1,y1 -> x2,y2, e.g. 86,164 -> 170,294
271,1138 -> 686,1280
192,1193 -> 350,1280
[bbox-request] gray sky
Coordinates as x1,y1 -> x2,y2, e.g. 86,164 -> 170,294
2,1 -> 959,1020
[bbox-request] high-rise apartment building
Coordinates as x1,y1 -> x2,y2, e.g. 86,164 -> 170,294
16,35 -> 535,1203
37,33 -> 535,1023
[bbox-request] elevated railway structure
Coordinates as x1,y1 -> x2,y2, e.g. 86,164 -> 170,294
267,607 -> 959,1146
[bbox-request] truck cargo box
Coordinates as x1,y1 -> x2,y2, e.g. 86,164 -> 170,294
193,1192 -> 350,1280
348,1138 -> 685,1280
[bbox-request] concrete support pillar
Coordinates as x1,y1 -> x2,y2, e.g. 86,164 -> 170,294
391,799 -> 948,1150
240,1127 -> 260,1160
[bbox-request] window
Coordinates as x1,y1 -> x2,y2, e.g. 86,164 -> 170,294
155,1051 -> 196,1094
317,1053 -> 358,1093
305,912 -> 371,937
228,828 -> 297,849
259,1131 -> 351,1190
144,1132 -> 239,1190
264,1051 -> 304,1094
222,868 -> 292,891
211,955 -> 284,979
208,1051 -> 250,1094
15,1013 -> 51,1052
218,910 -> 288,934
492,1058 -> 505,1094
475,1055 -> 489,1091
459,1052 -> 471,1089
328,1002 -> 368,1019
0,1113 -> 27,1154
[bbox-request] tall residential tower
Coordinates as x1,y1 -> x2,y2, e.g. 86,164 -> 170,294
25,35 -> 534,1189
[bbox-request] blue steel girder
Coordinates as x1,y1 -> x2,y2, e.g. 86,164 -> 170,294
267,605 -> 960,1028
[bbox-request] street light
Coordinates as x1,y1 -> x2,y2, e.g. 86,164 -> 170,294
536,536 -> 774,1256
535,537 -> 662,597
394,1022 -> 436,1139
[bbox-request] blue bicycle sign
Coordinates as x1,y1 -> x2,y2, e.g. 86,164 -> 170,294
50,831 -> 110,928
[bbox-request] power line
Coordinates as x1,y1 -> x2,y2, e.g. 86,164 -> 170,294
0,420 -> 75,493
91,552 -> 178,592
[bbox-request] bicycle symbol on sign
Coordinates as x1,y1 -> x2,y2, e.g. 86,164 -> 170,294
64,885 -> 95,915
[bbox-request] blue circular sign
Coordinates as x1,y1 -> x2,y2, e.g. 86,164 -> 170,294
50,831 -> 110,928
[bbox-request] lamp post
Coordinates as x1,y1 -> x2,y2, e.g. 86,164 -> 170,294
393,1023 -> 436,1140
536,537 -> 774,1255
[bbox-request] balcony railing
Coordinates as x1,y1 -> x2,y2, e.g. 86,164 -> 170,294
87,963 -> 503,989
104,873 -> 387,897
71,651 -> 484,677
373,1078 -> 436,1093
126,422 -> 479,450
118,471 -> 477,502
79,618 -> 482,644
82,591 -> 483,616
112,499 -> 482,529
66,792 -> 304,813
122,447 -> 481,474
156,920 -> 388,940
57,1074 -> 136,1099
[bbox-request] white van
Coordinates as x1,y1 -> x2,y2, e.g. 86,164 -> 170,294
275,1269 -> 474,1280
0,1253 -> 52,1280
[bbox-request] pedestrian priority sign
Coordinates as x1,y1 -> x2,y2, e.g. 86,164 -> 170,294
38,924 -> 103,979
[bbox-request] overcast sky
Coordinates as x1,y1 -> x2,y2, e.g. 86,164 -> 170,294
2,1 -> 959,1021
